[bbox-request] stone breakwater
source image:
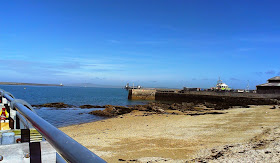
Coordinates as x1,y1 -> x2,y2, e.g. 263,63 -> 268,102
128,89 -> 156,100
128,89 -> 280,105
156,92 -> 280,106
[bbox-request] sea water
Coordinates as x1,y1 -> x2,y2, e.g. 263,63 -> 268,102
0,85 -> 147,127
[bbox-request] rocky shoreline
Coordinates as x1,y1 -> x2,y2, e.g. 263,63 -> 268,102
31,102 -> 227,117
32,101 -> 280,118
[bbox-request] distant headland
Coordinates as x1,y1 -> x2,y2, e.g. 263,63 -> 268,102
0,82 -> 63,86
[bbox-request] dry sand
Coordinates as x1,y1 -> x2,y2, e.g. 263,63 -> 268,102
60,105 -> 280,162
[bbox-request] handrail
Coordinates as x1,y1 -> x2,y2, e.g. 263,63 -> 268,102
16,112 -> 33,129
1,91 -> 106,163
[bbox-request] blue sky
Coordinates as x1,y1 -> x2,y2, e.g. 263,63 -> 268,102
1,0 -> 280,89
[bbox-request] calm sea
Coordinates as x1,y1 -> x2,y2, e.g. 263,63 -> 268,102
0,85 -> 147,127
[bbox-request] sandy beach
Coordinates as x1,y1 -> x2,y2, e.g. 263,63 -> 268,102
60,105 -> 280,162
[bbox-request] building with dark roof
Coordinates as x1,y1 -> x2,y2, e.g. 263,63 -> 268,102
257,76 -> 280,94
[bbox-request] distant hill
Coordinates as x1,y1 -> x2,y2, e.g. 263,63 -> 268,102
0,82 -> 62,86
66,83 -> 122,88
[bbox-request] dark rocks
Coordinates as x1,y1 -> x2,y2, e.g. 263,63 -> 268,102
128,159 -> 137,162
151,106 -> 165,113
214,103 -> 230,110
32,102 -> 70,108
211,149 -> 218,153
270,105 -> 279,109
114,106 -> 134,115
252,141 -> 266,149
89,110 -> 114,117
133,105 -> 148,111
79,105 -> 105,109
147,102 -> 170,110
169,103 -> 180,110
186,111 -> 225,116
211,151 -> 224,159
143,113 -> 154,116
89,105 -> 134,117
204,102 -> 215,108
270,106 -> 276,109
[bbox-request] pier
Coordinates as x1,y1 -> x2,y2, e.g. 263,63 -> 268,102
128,89 -> 156,100
128,88 -> 280,105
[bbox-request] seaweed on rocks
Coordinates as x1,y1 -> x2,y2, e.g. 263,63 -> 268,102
133,105 -> 149,111
186,111 -> 225,116
79,105 -> 105,109
32,102 -> 70,108
89,105 -> 134,117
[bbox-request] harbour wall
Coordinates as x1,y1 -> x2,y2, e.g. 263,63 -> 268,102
155,91 -> 280,105
128,89 -> 156,100
170,91 -> 280,98
128,88 -> 280,105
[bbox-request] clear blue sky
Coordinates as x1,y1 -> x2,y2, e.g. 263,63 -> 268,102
1,0 -> 280,89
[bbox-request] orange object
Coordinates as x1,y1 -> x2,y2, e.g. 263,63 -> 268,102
0,120 -> 10,130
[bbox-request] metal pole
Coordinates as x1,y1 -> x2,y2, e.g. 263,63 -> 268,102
3,93 -> 106,163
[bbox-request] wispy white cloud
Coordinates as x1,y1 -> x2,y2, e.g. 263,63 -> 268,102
107,40 -> 121,44
237,48 -> 255,52
133,40 -> 167,45
265,70 -> 276,75
107,39 -> 169,45
230,77 -> 240,81
62,48 -> 74,52
0,55 -> 126,83
239,36 -> 280,42
255,70 -> 279,76
144,23 -> 179,32
159,24 -> 179,31
60,57 -> 125,70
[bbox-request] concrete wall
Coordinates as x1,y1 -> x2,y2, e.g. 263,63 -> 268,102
257,87 -> 280,94
155,92 -> 280,106
175,91 -> 280,98
128,89 -> 280,104
128,89 -> 156,100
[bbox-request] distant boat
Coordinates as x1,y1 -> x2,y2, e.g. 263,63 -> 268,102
124,83 -> 141,90
213,77 -> 231,91
60,83 -> 64,86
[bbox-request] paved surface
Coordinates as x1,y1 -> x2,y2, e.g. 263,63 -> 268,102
0,141 -> 56,163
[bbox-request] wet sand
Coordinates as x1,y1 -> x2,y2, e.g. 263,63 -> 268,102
60,105 -> 280,162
